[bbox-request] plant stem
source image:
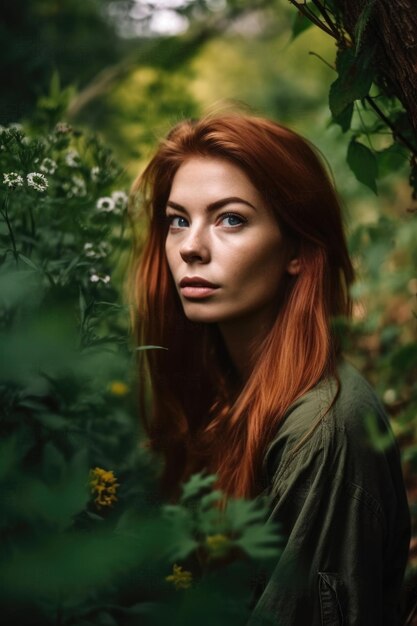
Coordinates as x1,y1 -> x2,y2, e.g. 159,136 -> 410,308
355,102 -> 375,151
28,204 -> 36,257
365,96 -> 417,157
308,51 -> 335,71
288,0 -> 336,38
310,0 -> 340,40
0,197 -> 18,263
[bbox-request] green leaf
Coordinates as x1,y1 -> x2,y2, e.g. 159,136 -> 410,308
347,138 -> 378,193
162,505 -> 199,560
329,47 -> 374,118
199,490 -> 224,510
224,499 -> 282,560
42,442 -> 67,483
61,254 -> 82,279
18,253 -> 40,271
234,522 -> 283,560
354,0 -> 376,54
376,143 -> 409,177
331,102 -> 354,133
79,287 -> 87,323
0,434 -> 32,480
180,471 -> 218,504
31,411 -> 72,431
223,498 -> 268,534
291,5 -> 315,41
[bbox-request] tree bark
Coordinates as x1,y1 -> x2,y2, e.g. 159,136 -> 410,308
335,0 -> 417,139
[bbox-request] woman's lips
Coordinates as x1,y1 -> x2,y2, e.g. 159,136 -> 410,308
179,277 -> 219,299
180,285 -> 219,298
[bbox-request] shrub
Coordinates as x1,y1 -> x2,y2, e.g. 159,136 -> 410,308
0,120 -> 282,626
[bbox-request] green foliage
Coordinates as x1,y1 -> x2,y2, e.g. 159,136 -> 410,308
164,472 -> 282,563
0,116 -> 283,626
288,0 -> 417,196
291,3 -> 316,40
376,143 -> 409,178
347,209 -> 417,489
347,137 -> 378,194
329,46 -> 374,119
0,0 -> 129,125
3,0 -> 417,617
353,0 -> 376,55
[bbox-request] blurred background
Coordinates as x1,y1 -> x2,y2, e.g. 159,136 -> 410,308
1,1 -> 417,624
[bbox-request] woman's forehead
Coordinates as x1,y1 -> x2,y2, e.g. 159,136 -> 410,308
168,156 -> 265,206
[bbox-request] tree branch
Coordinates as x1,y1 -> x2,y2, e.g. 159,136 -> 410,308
288,0 -> 337,38
365,96 -> 417,156
310,0 -> 341,40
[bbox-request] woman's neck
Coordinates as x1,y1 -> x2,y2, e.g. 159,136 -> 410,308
218,305 -> 277,383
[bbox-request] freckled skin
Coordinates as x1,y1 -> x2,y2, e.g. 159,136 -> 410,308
165,157 -> 291,333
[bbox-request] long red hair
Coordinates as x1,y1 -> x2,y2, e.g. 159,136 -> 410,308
130,114 -> 354,505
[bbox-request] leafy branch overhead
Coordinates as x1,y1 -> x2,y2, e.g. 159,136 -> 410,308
289,0 -> 417,198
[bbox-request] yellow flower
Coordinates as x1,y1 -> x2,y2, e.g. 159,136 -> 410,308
89,467 -> 119,509
205,533 -> 231,559
108,381 -> 129,396
165,563 -> 193,590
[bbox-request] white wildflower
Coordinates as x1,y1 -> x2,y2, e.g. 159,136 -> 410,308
27,172 -> 48,192
84,241 -> 111,259
99,242 -> 111,256
89,268 -> 111,284
40,157 -> 57,175
111,190 -> 128,212
65,149 -> 81,168
1,125 -> 23,140
96,196 -> 115,213
3,172 -> 24,189
383,389 -> 397,405
71,175 -> 87,197
55,122 -> 72,134
91,166 -> 101,182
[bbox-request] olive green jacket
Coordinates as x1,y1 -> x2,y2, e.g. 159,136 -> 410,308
247,360 -> 410,626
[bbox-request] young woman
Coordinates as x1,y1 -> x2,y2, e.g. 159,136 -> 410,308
130,114 -> 410,625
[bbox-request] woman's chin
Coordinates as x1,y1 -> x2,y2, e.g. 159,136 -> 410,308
183,311 -> 220,324
181,303 -> 224,324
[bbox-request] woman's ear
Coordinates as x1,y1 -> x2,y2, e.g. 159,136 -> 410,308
286,257 -> 301,275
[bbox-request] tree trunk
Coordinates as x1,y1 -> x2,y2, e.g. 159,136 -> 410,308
336,0 -> 417,139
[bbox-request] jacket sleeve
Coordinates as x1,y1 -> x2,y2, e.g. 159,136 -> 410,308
245,400 -> 409,626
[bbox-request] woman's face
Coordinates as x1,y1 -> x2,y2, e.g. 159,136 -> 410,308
165,156 -> 293,328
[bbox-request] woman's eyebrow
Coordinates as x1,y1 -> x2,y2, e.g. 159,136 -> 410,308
166,197 -> 257,213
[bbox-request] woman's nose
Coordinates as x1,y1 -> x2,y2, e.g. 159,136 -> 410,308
179,226 -> 210,264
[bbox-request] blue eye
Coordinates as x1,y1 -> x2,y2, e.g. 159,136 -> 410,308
168,215 -> 188,228
220,213 -> 245,227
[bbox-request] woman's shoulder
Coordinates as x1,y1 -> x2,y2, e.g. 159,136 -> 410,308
262,359 -> 395,486
260,359 -> 409,547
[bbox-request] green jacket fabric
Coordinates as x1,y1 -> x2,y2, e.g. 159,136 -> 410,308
246,360 -> 410,626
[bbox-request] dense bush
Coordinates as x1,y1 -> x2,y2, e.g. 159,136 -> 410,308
0,120 -> 283,626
